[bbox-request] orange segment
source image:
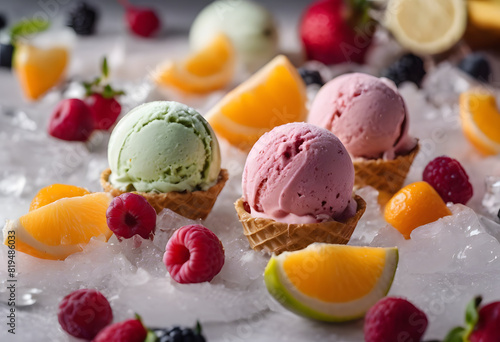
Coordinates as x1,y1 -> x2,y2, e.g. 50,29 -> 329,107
3,192 -> 112,260
384,181 -> 451,239
459,89 -> 500,156
207,55 -> 308,151
14,43 -> 69,101
283,245 -> 386,303
154,33 -> 235,94
30,184 -> 90,211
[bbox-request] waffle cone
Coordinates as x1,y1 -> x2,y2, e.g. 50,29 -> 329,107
100,168 -> 228,220
235,195 -> 366,255
353,143 -> 420,200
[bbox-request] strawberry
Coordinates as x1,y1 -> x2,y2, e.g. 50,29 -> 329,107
300,0 -> 375,65
442,296 -> 500,342
119,0 -> 160,38
83,57 -> 124,131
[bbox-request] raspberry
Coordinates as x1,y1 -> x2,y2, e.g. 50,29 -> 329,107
57,289 -> 113,340
48,99 -> 94,142
106,193 -> 157,240
470,302 -> 500,342
423,156 -> 473,205
163,225 -> 225,284
93,318 -> 147,342
364,297 -> 428,342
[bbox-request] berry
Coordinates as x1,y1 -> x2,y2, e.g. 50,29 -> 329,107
125,6 -> 160,38
298,68 -> 324,86
152,323 -> 206,342
458,53 -> 491,82
163,224 -> 225,284
300,0 -> 375,65
364,297 -> 428,342
67,2 -> 98,36
423,156 -> 473,205
93,318 -> 147,342
106,193 -> 157,240
0,13 -> 7,30
82,57 -> 124,130
48,99 -> 94,142
470,302 -> 500,342
0,43 -> 14,69
86,93 -> 122,130
58,289 -> 113,340
382,53 -> 426,87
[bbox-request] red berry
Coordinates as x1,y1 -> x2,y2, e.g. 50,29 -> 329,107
126,7 -> 160,37
93,318 -> 147,342
48,98 -> 94,141
300,0 -> 374,65
106,193 -> 157,240
163,224 -> 225,284
423,156 -> 473,205
364,297 -> 428,342
86,93 -> 122,130
470,302 -> 500,342
58,289 -> 113,340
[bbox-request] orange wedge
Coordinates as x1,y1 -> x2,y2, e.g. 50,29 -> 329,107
154,33 -> 235,94
14,43 -> 69,101
460,89 -> 500,156
207,55 -> 308,151
3,192 -> 112,260
30,184 -> 90,211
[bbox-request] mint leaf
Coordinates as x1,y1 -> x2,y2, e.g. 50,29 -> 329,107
443,326 -> 466,342
102,57 -> 109,79
10,19 -> 50,42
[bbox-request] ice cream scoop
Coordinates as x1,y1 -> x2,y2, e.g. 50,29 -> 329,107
189,0 -> 278,71
108,101 -> 221,193
242,122 -> 355,224
308,73 -> 416,160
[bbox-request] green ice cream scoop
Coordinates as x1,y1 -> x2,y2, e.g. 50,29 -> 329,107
108,101 -> 221,193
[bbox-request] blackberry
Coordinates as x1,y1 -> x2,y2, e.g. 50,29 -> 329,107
0,13 -> 7,30
67,2 -> 98,36
0,43 -> 14,69
152,323 -> 206,342
382,53 -> 426,87
298,68 -> 324,86
458,53 -> 491,82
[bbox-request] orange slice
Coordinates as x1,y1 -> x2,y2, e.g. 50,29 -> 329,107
14,43 -> 69,101
207,55 -> 308,151
460,89 -> 500,156
264,244 -> 398,322
30,184 -> 90,211
3,192 -> 113,260
384,181 -> 451,239
154,33 -> 235,94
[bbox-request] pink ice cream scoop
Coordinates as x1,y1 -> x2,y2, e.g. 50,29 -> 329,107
242,122 -> 355,224
308,73 -> 416,160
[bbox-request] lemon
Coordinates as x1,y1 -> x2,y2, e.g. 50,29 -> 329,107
385,0 -> 467,55
264,243 -> 398,322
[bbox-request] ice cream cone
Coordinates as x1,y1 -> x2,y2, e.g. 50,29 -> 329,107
353,143 -> 420,203
235,195 -> 366,255
100,168 -> 228,220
